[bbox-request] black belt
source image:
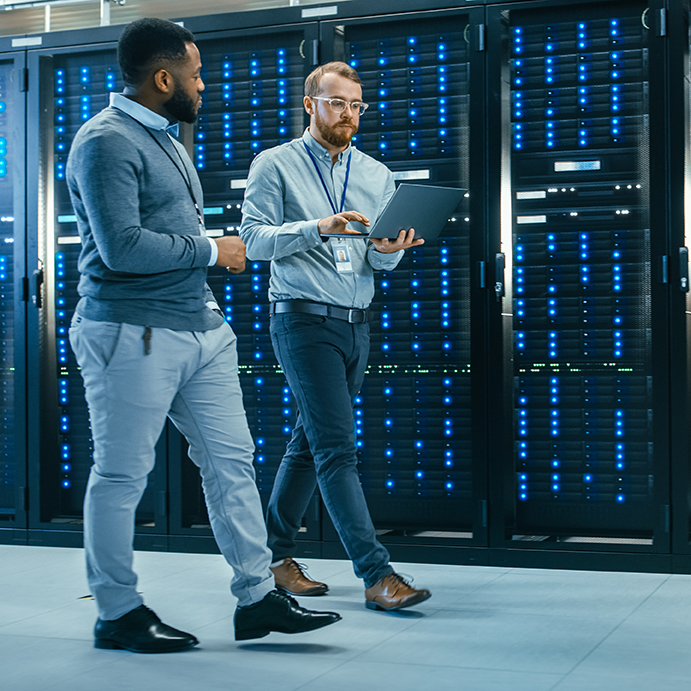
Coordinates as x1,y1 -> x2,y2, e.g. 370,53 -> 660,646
269,300 -> 369,324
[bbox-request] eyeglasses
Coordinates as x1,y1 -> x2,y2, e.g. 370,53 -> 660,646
311,96 -> 369,116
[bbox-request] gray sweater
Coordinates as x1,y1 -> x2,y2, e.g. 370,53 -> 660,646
66,106 -> 222,332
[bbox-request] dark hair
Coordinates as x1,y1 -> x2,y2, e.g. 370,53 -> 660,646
304,61 -> 361,97
117,17 -> 195,89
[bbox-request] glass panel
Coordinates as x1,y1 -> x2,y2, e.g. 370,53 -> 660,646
0,59 -> 17,523
507,5 -> 654,543
179,28 -> 311,529
337,14 -> 472,535
38,49 -> 161,529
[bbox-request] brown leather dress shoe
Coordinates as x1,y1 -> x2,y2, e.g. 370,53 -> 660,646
365,572 -> 432,611
270,558 -> 329,596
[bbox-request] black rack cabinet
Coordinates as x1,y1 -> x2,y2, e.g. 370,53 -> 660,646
668,0 -> 691,570
0,50 -> 27,540
26,43 -> 169,547
318,5 -> 487,557
166,22 -> 321,551
487,0 -> 671,562
2,0 -> 691,573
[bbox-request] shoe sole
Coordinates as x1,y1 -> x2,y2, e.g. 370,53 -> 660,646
235,628 -> 271,641
94,638 -> 198,653
275,584 -> 329,597
235,614 -> 342,641
365,591 -> 432,611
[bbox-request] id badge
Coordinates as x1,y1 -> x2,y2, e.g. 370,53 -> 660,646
332,243 -> 353,273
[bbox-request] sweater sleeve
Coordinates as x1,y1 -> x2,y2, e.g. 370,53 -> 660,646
68,129 -> 211,274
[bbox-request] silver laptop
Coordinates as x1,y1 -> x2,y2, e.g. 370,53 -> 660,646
328,183 -> 466,240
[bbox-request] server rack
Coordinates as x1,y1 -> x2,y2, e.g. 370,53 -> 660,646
317,4 -> 487,560
25,40 -> 170,547
165,21 -> 322,552
17,14 -> 324,550
0,48 -> 27,540
486,0 -> 672,565
3,0 -> 691,573
668,0 -> 691,570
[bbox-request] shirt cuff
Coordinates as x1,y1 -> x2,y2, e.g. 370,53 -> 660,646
207,237 -> 219,266
369,246 -> 405,269
304,220 -> 324,245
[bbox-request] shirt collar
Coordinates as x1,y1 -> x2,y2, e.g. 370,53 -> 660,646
302,127 -> 352,164
109,92 -> 179,137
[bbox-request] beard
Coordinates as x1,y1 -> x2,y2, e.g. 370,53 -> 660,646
314,109 -> 358,148
163,79 -> 199,124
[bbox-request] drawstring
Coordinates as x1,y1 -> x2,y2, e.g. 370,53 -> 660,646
143,326 -> 152,355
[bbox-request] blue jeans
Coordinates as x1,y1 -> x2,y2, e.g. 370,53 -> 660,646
69,315 -> 275,620
267,312 -> 393,588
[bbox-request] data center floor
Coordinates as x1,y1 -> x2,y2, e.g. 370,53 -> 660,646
1,544 -> 690,691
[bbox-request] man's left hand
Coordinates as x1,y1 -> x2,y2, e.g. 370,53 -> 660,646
370,228 -> 425,254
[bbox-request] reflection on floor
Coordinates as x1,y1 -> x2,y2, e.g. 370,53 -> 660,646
1,545 -> 691,691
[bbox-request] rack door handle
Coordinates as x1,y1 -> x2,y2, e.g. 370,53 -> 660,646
494,253 -> 506,301
33,267 -> 44,308
680,247 -> 689,292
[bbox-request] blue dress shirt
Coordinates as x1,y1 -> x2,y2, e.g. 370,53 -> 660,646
240,128 -> 403,309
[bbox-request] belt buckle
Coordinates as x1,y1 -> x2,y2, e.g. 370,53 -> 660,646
348,309 -> 364,324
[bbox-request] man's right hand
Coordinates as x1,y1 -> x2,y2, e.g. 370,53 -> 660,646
214,236 -> 247,274
318,210 -> 370,235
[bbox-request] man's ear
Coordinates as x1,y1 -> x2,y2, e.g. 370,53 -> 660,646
303,95 -> 314,115
153,68 -> 174,95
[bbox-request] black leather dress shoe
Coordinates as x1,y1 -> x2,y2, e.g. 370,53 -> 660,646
94,605 -> 199,653
234,589 -> 341,641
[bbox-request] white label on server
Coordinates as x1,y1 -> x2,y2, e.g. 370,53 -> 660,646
516,190 -> 547,200
12,36 -> 42,47
554,160 -> 601,172
516,215 -> 547,225
301,6 -> 338,18
393,169 -> 431,181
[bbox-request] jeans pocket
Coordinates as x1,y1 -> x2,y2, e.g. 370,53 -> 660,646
274,313 -> 327,335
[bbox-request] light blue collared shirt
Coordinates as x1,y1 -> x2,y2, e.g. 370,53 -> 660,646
240,128 -> 402,309
109,93 -> 218,268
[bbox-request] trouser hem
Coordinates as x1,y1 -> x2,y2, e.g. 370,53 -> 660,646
363,564 -> 396,590
237,577 -> 276,608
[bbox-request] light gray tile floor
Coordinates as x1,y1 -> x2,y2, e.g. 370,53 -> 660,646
0,545 -> 690,690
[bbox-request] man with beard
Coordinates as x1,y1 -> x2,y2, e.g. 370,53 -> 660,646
240,62 -> 432,611
66,18 -> 341,653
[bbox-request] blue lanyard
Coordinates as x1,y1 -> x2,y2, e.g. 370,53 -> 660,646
303,141 -> 352,215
